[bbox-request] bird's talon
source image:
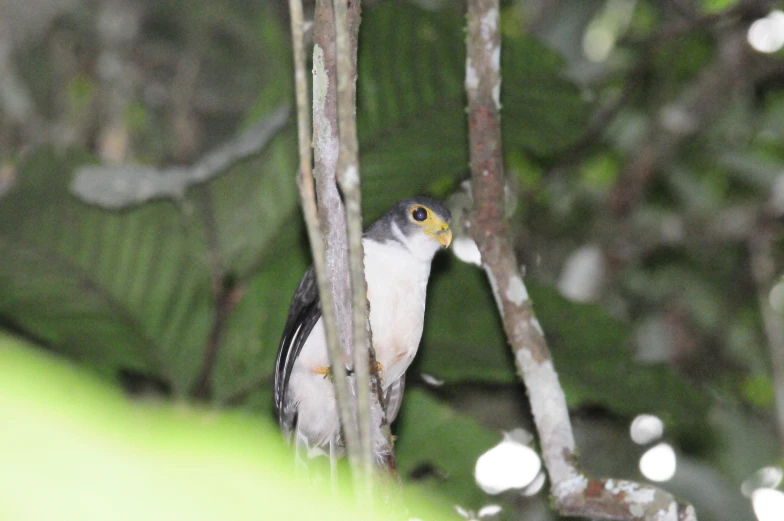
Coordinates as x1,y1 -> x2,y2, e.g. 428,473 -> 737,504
315,362 -> 382,380
314,366 -> 333,381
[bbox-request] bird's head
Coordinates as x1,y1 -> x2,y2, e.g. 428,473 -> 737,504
366,196 -> 452,261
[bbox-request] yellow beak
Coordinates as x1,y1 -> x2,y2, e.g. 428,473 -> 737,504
437,228 -> 452,248
426,223 -> 452,248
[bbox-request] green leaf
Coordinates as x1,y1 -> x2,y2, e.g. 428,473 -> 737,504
357,2 -> 590,221
418,260 -> 516,383
0,149 -> 212,387
700,0 -> 740,14
395,388 -> 501,508
195,125 -> 299,279
501,32 -> 591,157
416,260 -> 710,433
0,108 -> 300,397
740,374 -> 774,408
210,230 -> 310,404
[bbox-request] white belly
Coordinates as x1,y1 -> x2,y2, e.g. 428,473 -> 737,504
289,237 -> 432,447
288,319 -> 341,446
366,252 -> 429,387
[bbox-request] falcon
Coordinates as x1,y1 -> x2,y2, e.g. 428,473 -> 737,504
273,196 -> 452,462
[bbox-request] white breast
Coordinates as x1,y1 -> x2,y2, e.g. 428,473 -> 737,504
288,319 -> 341,447
363,235 -> 433,387
289,231 -> 437,448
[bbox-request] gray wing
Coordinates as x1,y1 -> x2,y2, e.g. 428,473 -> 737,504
383,373 -> 406,424
273,266 -> 322,435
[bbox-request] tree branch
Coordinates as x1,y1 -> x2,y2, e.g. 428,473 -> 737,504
289,0 -> 361,469
191,188 -> 236,400
70,105 -> 290,209
290,0 -> 394,490
464,2 -> 697,520
332,0 -> 381,486
310,0 -> 364,470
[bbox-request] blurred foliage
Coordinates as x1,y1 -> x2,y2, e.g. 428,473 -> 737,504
395,388 -> 502,507
419,261 -> 710,437
0,332 -> 449,521
2,0 -> 784,520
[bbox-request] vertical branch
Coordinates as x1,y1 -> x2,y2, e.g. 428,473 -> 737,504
289,0 -> 361,469
312,0 -> 353,372
466,0 -> 577,486
288,0 -> 312,179
464,2 -> 697,520
465,0 -> 506,246
332,0 -> 377,483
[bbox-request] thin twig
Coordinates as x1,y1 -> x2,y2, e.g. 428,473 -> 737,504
192,189 -> 234,400
192,283 -> 240,399
289,0 -> 361,468
464,1 -> 697,519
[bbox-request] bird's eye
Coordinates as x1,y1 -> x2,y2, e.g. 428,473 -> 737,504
412,207 -> 428,222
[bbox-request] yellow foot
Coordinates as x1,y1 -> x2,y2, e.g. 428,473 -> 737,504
313,365 -> 332,381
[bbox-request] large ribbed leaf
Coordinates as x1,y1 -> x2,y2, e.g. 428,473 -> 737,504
0,2 -> 590,401
209,227 -> 310,404
357,2 -> 590,220
418,260 -> 514,383
0,0 -> 303,398
0,111 -> 299,396
416,260 -> 711,434
0,149 -> 212,386
395,389 -> 500,508
358,3 -> 468,219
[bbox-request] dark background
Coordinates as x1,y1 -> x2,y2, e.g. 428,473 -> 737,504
2,1 -> 784,520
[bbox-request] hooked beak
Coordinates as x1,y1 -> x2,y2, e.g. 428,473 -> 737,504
426,223 -> 452,248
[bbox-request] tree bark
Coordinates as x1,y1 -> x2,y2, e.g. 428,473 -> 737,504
465,1 -> 697,519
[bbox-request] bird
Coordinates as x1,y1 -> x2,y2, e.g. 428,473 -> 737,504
273,196 -> 452,464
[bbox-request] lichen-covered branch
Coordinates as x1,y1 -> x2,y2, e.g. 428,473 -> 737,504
464,2 -> 697,520
290,0 -> 392,487
291,0 -> 361,468
312,0 -> 353,382
332,0 -> 381,484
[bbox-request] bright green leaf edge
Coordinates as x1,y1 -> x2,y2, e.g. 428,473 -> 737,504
0,333 -> 453,521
